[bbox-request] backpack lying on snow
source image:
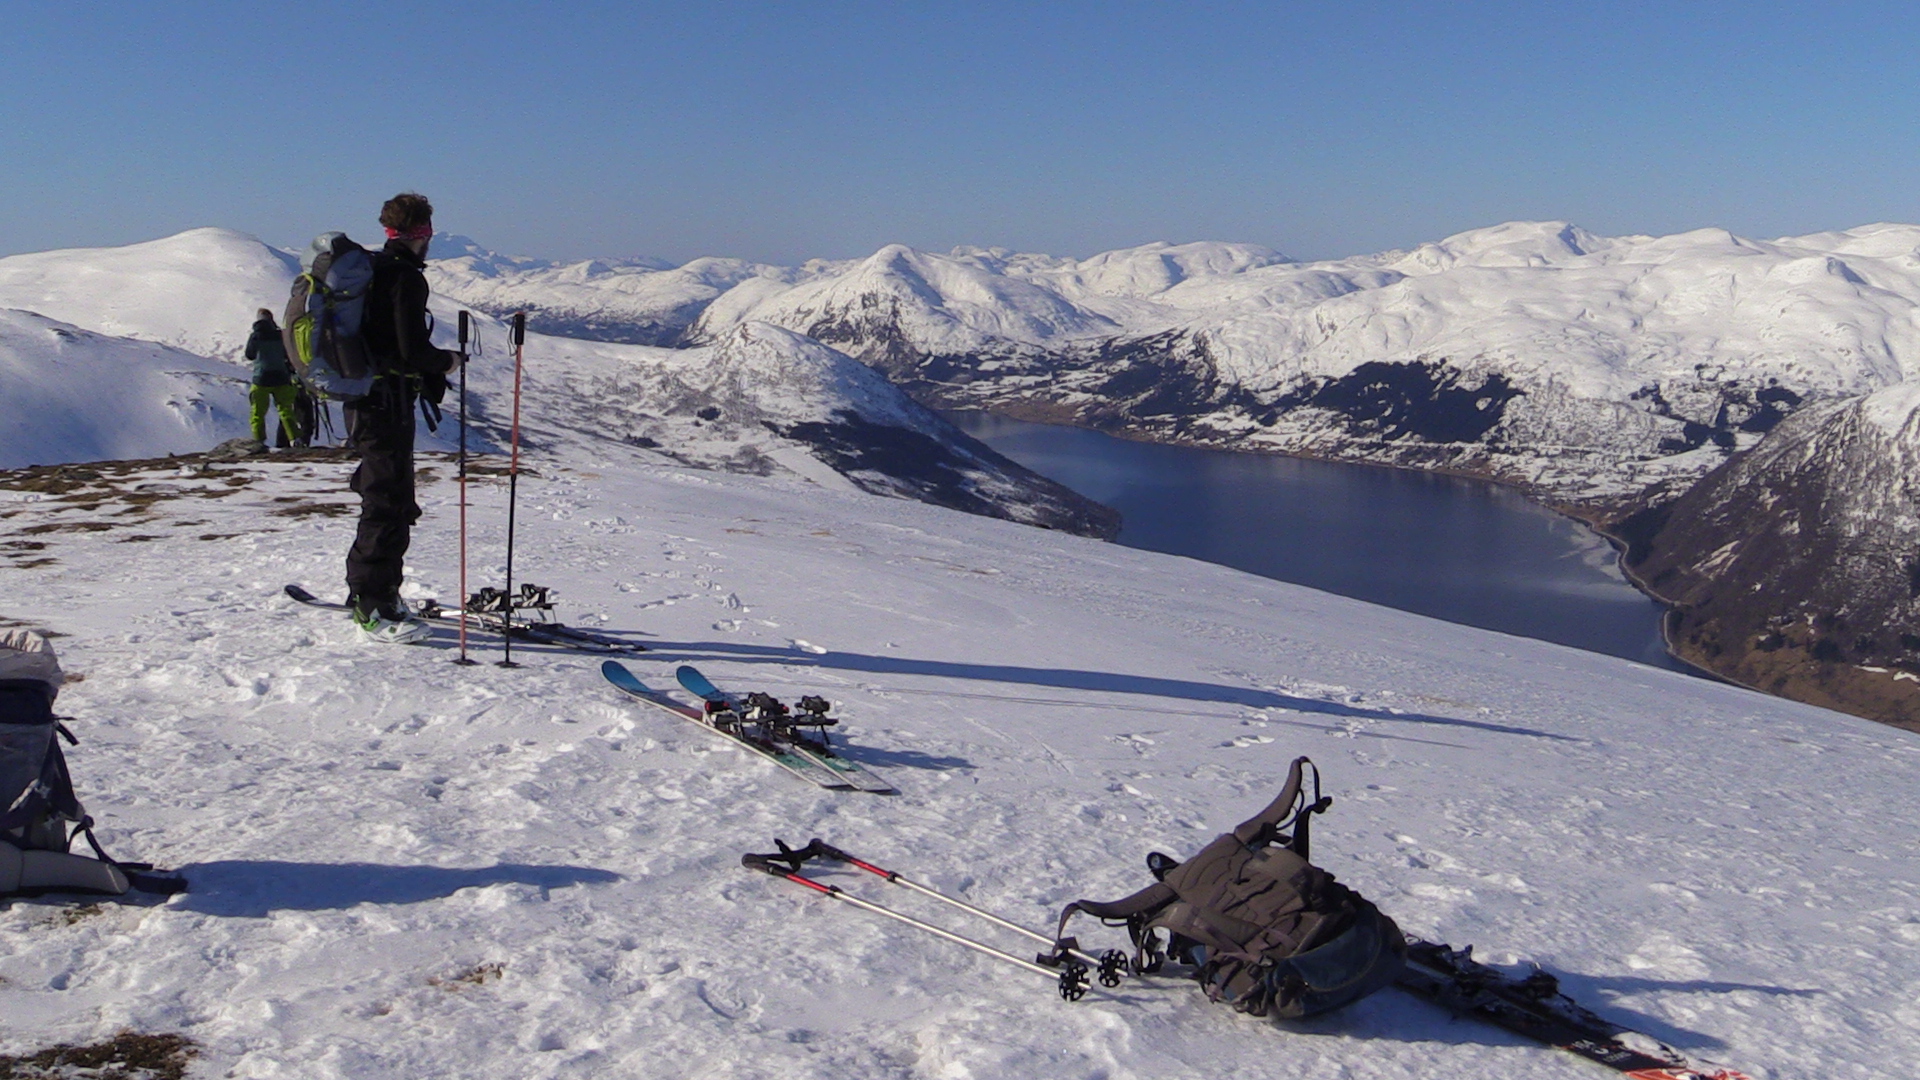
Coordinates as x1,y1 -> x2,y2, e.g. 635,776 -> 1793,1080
1,630 -> 183,897
1055,756 -> 1403,1018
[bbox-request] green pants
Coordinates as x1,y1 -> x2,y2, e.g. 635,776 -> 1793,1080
250,383 -> 301,444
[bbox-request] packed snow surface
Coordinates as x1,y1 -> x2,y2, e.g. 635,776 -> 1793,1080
1,434 -> 1915,1079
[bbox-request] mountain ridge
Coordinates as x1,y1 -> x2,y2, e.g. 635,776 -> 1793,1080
0,229 -> 1116,536
427,220 -> 1920,507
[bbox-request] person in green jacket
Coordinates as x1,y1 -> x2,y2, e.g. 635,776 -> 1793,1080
244,308 -> 302,449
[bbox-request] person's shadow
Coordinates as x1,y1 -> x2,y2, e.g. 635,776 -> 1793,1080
171,860 -> 621,917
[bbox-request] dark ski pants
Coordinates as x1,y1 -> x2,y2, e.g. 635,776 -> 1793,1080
344,387 -> 420,603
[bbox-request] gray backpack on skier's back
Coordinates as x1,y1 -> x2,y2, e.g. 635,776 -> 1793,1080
282,232 -> 377,401
1055,757 -> 1404,1019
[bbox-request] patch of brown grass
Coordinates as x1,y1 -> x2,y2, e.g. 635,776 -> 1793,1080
428,961 -> 504,989
269,501 -> 353,519
59,903 -> 103,927
0,1030 -> 197,1080
18,522 -> 115,536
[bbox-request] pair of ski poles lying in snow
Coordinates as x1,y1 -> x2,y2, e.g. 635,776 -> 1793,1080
742,838 -> 1128,1001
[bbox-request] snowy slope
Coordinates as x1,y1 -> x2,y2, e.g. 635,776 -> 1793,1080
0,310 -> 249,466
432,222 -> 1920,504
0,228 -> 300,362
1,433 -> 1914,1079
0,231 -> 1113,533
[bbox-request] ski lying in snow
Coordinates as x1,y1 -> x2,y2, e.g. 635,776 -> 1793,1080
1394,938 -> 1754,1080
600,661 -> 853,790
283,585 -> 643,654
674,665 -> 895,794
428,583 -> 646,654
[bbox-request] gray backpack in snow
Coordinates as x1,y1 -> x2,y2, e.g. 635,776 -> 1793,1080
1054,757 -> 1404,1018
283,232 -> 378,401
1,631 -> 182,897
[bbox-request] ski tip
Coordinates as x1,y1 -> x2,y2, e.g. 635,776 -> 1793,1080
283,584 -> 316,603
601,659 -> 633,681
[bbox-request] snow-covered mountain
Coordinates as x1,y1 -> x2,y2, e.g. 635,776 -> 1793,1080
0,230 -> 1115,536
0,309 -> 249,466
432,222 -> 1920,506
1614,381 -> 1920,728
428,235 -> 773,346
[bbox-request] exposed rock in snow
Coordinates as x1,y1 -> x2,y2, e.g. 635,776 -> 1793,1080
1613,382 -> 1920,729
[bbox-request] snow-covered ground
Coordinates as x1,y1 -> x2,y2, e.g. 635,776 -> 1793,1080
2,431 -> 1915,1078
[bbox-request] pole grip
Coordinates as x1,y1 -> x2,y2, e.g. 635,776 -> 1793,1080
458,310 -> 470,349
511,311 -> 526,346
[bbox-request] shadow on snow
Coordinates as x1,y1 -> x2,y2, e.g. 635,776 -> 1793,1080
171,861 -> 622,917
640,641 -> 1577,743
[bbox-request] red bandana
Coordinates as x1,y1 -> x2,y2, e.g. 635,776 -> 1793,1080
385,222 -> 434,241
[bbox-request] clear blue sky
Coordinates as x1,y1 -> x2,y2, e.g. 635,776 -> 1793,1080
3,2 -> 1915,265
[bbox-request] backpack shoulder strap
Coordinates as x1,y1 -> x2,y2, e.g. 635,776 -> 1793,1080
1230,756 -> 1331,857
1053,879 -> 1175,939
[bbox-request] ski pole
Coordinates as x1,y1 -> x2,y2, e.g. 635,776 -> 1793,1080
497,310 -> 526,669
741,852 -> 1093,1001
799,839 -> 1124,982
453,310 -> 476,667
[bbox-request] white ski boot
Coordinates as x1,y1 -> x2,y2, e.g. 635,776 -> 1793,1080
351,595 -> 432,645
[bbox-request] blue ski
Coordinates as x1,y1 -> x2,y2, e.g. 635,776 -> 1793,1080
602,661 -> 851,790
675,665 -> 896,794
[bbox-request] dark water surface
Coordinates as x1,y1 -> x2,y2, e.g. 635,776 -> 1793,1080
949,411 -> 1678,670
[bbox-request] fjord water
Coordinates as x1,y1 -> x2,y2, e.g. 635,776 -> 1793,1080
949,411 -> 1678,670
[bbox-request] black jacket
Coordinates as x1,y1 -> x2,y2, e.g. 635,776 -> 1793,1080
244,319 -> 291,386
363,240 -> 456,380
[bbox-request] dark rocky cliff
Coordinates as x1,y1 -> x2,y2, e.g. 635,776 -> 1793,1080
1613,385 -> 1920,730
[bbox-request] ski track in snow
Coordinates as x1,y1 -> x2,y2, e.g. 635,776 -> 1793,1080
2,443 -> 1917,1079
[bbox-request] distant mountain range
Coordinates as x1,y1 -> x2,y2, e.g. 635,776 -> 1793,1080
6,222 -> 1920,724
428,221 -> 1920,727
427,221 -> 1920,509
0,229 -> 1116,537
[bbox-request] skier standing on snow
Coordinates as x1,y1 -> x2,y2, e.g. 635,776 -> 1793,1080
344,192 -> 458,642
244,309 -> 302,450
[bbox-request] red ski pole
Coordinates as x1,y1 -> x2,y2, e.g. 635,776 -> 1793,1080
803,839 -> 1122,980
741,851 -> 1090,1000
